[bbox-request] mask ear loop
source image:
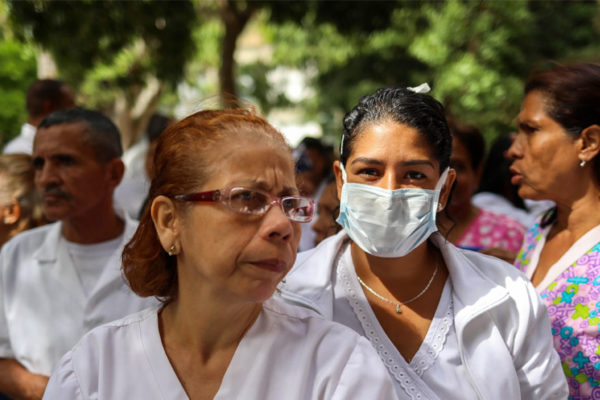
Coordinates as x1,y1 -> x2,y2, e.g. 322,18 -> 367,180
340,163 -> 348,184
435,167 -> 450,212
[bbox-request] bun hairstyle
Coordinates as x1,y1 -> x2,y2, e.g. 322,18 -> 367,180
340,87 -> 452,172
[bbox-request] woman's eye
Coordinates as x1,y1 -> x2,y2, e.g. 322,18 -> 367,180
519,124 -> 537,135
357,168 -> 379,177
405,171 -> 426,180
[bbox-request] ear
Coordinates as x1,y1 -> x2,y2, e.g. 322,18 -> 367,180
333,160 -> 344,201
106,158 -> 125,189
578,125 -> 600,164
3,201 -> 20,225
437,168 -> 457,212
151,195 -> 180,254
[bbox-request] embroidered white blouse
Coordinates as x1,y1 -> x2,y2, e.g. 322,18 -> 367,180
333,243 -> 478,399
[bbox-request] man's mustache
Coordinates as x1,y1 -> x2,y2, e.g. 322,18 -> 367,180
42,186 -> 71,200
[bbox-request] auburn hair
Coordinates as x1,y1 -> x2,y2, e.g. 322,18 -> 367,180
122,108 -> 290,303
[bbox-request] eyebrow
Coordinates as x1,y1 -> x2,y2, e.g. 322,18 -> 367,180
234,180 -> 298,196
350,157 -> 435,168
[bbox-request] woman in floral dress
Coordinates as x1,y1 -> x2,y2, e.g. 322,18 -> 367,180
509,62 -> 600,398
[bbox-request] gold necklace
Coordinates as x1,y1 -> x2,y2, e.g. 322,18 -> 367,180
356,258 -> 439,314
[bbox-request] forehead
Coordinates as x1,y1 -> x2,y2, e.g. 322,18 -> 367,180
518,90 -> 551,124
33,122 -> 94,157
202,139 -> 296,193
350,121 -> 436,163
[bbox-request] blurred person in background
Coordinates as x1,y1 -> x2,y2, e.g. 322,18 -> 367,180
0,108 -> 156,400
473,134 -> 554,227
508,62 -> 600,398
294,136 -> 335,251
114,113 -> 173,219
311,177 -> 340,246
0,153 -> 46,247
438,120 -> 524,262
279,86 -> 566,399
3,79 -> 75,155
43,109 -> 397,400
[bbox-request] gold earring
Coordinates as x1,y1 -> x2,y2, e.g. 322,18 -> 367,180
167,244 -> 176,256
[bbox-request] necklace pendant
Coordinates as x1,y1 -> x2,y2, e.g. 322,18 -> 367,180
395,304 -> 402,314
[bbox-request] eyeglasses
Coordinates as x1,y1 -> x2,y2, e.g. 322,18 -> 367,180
173,186 -> 315,223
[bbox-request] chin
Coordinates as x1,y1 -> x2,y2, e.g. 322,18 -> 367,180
246,281 -> 281,304
517,186 -> 541,201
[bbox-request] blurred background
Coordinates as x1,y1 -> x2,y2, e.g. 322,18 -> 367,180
1,0 -> 599,150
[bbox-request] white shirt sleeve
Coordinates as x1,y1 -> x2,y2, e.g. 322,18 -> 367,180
42,351 -> 82,400
0,250 -> 14,359
512,279 -> 568,399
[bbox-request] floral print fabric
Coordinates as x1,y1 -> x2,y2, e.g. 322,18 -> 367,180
456,208 -> 525,252
515,211 -> 600,399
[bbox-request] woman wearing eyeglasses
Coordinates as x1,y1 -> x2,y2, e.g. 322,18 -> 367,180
278,87 -> 567,399
42,109 -> 397,400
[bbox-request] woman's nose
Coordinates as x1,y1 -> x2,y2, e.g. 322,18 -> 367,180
262,203 -> 294,242
506,135 -> 523,160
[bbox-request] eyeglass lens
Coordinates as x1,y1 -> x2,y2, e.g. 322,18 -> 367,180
228,188 -> 312,222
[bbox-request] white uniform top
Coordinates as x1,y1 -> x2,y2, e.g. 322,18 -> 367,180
0,218 -> 158,376
113,136 -> 150,219
278,231 -> 568,400
43,298 -> 398,400
3,123 -> 36,154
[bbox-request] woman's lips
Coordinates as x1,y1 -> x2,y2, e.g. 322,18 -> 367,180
509,167 -> 523,185
250,259 -> 287,273
510,173 -> 523,186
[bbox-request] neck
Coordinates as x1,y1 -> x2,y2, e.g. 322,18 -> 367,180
61,207 -> 124,244
28,116 -> 43,127
351,239 -> 438,283
553,183 -> 600,237
160,288 -> 261,361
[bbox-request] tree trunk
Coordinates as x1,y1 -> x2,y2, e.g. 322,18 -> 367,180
112,77 -> 163,150
219,0 -> 256,106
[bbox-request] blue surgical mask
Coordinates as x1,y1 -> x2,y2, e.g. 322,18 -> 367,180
336,166 -> 449,258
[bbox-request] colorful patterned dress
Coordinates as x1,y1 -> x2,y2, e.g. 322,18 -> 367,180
515,209 -> 600,399
456,208 -> 525,252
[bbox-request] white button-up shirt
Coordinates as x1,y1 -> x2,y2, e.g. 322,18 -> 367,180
0,218 -> 158,375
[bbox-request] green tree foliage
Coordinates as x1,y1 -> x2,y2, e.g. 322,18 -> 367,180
7,0 -> 197,146
0,1 -> 36,145
254,0 -> 600,143
8,0 -> 195,85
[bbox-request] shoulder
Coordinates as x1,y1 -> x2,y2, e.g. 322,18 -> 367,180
123,216 -> 140,236
434,233 -> 531,295
69,307 -> 158,359
45,307 -> 159,399
1,223 -> 57,258
460,246 -> 526,282
262,297 -> 361,344
286,231 -> 346,283
277,231 -> 348,316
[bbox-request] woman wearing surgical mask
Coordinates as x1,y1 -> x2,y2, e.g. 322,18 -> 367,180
278,87 -> 567,399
